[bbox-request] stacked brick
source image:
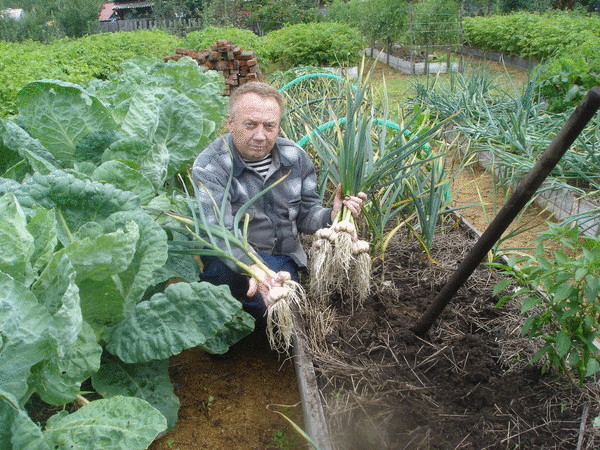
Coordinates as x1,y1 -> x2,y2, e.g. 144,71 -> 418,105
165,40 -> 262,95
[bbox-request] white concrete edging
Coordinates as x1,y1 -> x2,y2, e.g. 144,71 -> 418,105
365,47 -> 460,75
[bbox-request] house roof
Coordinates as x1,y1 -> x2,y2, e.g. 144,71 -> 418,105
98,3 -> 115,21
112,1 -> 154,9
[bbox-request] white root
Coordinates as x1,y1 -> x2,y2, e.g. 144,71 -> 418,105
265,280 -> 306,353
352,251 -> 372,305
332,230 -> 354,280
309,221 -> 372,310
308,238 -> 333,303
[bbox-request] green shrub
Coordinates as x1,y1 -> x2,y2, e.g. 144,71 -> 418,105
54,0 -> 104,38
492,224 -> 599,384
463,11 -> 600,61
535,38 -> 600,112
463,11 -> 600,112
0,30 -> 183,118
328,0 -> 408,47
184,26 -> 264,55
263,22 -> 364,68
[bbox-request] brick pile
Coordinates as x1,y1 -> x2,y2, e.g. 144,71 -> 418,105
165,39 -> 262,95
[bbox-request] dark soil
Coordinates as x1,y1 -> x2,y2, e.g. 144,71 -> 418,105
301,216 -> 599,449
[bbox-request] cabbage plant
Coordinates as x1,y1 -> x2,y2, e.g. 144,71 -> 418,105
0,57 -> 254,447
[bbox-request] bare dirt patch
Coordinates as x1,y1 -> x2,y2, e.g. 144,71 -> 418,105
151,332 -> 304,450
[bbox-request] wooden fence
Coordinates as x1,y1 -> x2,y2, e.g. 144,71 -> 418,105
98,17 -> 203,34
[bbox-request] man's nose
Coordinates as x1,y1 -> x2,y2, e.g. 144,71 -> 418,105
253,125 -> 267,140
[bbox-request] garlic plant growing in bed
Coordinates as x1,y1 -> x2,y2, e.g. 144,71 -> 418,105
153,171 -> 305,353
302,68 -> 450,308
307,79 -> 375,307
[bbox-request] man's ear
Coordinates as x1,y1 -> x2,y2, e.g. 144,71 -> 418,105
225,114 -> 233,131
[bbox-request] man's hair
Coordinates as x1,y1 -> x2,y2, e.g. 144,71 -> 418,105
228,82 -> 285,118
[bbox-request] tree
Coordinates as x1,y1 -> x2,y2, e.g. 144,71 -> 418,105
329,0 -> 409,49
54,0 -> 102,37
247,0 -> 321,34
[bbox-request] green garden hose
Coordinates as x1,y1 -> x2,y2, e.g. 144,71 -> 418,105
296,117 -> 431,157
278,72 -> 349,93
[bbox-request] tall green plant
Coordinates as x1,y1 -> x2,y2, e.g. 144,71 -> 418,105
491,223 -> 599,384
54,0 -> 103,37
328,0 -> 409,48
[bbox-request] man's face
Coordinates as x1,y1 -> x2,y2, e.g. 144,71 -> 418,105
227,92 -> 281,161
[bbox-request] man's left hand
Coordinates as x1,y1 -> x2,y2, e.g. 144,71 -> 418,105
331,184 -> 368,222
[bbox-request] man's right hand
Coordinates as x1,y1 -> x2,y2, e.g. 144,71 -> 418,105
246,264 -> 291,304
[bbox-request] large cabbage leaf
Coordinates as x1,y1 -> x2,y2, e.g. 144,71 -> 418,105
45,396 -> 166,448
101,211 -> 168,311
30,322 -> 102,406
0,170 -> 140,244
0,272 -> 54,402
26,207 -> 58,273
1,392 -> 166,449
0,391 -> 49,450
31,253 -> 82,356
101,137 -> 170,191
120,86 -> 207,176
16,80 -> 118,165
0,193 -> 35,285
106,281 -> 254,363
92,160 -> 156,205
93,358 -> 180,430
0,119 -> 59,178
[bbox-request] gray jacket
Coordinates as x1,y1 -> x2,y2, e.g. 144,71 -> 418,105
192,134 -> 331,272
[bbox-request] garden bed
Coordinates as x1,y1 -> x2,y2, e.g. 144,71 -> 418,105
475,149 -> 599,237
295,214 -> 599,449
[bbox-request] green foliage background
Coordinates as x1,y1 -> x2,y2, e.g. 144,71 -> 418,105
463,11 -> 600,110
184,25 -> 264,54
262,22 -> 365,67
0,30 -> 183,118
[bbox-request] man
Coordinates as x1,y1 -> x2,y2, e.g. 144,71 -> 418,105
192,81 -> 366,326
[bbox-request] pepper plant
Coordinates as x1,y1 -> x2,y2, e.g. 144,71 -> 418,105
491,223 -> 599,384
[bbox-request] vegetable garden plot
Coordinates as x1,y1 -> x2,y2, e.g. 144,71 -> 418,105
297,216 -> 599,449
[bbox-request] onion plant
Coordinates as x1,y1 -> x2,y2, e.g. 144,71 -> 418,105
152,163 -> 305,353
414,72 -> 599,235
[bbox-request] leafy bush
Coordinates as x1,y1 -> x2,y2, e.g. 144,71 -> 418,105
462,11 -> 600,111
463,11 -> 600,60
263,22 -> 364,68
54,0 -> 104,38
184,25 -> 264,57
0,30 -> 183,118
492,224 -> 599,384
328,0 -> 408,47
535,38 -> 600,112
